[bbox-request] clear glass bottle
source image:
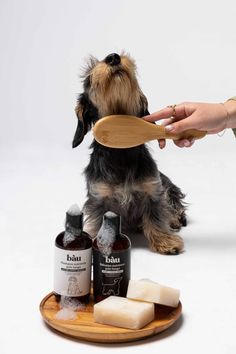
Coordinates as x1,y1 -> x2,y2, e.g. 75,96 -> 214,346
93,211 -> 131,303
54,204 -> 92,304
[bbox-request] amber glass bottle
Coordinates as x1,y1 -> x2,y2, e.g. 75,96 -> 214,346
54,204 -> 92,304
93,212 -> 131,303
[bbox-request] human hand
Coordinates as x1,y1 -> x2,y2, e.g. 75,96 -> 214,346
143,102 -> 229,148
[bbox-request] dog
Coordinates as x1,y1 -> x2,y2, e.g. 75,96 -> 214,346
102,278 -> 122,296
72,52 -> 187,254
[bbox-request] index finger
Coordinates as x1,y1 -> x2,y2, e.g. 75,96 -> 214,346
143,107 -> 175,122
143,104 -> 187,123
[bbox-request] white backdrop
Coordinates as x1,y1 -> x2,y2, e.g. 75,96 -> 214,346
1,1 -> 236,354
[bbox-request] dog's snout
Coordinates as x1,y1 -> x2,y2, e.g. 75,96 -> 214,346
105,53 -> 121,66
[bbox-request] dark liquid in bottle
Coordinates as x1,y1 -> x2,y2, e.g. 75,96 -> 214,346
55,231 -> 92,304
93,232 -> 131,303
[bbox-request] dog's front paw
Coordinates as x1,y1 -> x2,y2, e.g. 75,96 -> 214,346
149,234 -> 184,255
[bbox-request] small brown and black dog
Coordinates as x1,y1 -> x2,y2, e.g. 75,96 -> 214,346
72,53 -> 187,254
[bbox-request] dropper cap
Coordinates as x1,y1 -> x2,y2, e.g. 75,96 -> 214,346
65,204 -> 83,232
103,211 -> 121,235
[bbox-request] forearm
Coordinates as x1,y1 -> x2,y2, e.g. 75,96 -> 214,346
224,98 -> 236,129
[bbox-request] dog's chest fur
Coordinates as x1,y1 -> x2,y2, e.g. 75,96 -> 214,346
89,178 -> 162,205
84,141 -> 165,226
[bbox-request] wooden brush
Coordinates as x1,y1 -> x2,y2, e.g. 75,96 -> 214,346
93,115 -> 206,148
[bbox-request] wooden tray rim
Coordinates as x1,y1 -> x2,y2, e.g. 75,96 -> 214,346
40,292 -> 182,343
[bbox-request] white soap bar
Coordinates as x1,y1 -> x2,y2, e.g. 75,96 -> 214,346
127,279 -> 180,308
93,296 -> 154,330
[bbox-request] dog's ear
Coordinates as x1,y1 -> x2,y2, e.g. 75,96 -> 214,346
139,93 -> 150,117
72,93 -> 98,148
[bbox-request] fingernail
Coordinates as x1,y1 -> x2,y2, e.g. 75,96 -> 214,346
165,125 -> 173,131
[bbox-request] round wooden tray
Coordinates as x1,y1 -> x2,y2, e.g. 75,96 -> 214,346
40,292 -> 182,343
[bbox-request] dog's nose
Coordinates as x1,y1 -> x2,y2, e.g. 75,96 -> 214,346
105,53 -> 121,66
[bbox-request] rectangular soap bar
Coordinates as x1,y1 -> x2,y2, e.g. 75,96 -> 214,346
93,296 -> 154,330
127,279 -> 180,308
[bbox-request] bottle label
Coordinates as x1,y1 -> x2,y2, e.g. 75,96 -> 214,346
93,249 -> 130,298
54,247 -> 92,296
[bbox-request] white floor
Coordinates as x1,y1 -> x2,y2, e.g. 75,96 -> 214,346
1,130 -> 236,354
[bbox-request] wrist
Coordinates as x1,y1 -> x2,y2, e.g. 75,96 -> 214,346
223,99 -> 236,129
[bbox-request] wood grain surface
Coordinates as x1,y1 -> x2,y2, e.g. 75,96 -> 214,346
39,292 -> 182,343
92,115 -> 206,148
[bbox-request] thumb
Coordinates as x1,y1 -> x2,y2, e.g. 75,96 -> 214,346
165,114 -> 198,133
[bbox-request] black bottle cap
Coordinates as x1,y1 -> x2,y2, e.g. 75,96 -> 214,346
103,211 -> 121,235
65,204 -> 83,231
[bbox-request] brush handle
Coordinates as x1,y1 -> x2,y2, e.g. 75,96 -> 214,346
152,124 -> 207,140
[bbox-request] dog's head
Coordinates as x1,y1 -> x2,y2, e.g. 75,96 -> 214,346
72,53 -> 149,147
